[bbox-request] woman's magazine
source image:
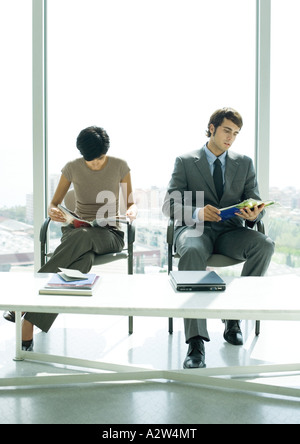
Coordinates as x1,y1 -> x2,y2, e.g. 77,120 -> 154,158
57,204 -> 129,228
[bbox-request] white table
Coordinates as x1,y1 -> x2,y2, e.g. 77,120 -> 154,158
1,272 -> 300,397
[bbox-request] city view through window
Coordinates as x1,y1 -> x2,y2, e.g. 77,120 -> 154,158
1,181 -> 300,276
0,0 -> 299,277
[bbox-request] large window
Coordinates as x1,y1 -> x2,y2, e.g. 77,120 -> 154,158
47,0 -> 256,273
269,0 -> 300,273
0,1 -> 32,272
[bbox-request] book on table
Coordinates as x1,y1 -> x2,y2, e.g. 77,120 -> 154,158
39,268 -> 99,296
219,198 -> 275,221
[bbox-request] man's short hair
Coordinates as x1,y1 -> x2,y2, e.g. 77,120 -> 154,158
206,108 -> 243,137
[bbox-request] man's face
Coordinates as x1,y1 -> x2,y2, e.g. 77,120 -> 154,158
208,118 -> 240,156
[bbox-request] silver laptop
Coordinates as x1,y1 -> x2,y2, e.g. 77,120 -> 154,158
170,270 -> 226,292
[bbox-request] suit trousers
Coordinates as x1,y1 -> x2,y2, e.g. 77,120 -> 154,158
24,225 -> 124,333
175,224 -> 275,343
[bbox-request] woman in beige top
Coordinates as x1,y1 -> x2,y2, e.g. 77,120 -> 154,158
18,126 -> 137,350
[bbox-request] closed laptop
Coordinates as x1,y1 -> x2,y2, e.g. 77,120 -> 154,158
170,270 -> 226,291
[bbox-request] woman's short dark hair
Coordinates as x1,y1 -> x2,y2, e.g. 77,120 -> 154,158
206,108 -> 243,137
76,126 -> 110,161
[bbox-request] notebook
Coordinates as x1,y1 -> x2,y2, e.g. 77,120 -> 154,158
169,270 -> 226,292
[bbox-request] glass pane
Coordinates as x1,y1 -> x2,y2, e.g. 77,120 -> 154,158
47,0 -> 256,273
0,1 -> 32,272
269,0 -> 300,273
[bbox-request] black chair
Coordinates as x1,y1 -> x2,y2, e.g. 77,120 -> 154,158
167,217 -> 265,335
40,189 -> 136,334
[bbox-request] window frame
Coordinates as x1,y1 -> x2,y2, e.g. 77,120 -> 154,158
32,0 -> 272,270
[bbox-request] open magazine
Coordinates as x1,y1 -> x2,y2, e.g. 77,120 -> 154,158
58,204 -> 129,228
219,198 -> 275,221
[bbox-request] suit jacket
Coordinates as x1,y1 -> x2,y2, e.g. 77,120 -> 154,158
162,145 -> 264,235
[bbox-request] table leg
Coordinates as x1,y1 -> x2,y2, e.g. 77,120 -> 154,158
13,311 -> 24,361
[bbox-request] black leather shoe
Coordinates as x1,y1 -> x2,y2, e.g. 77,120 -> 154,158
3,311 -> 25,323
22,340 -> 34,352
3,311 -> 16,323
223,320 -> 243,346
183,337 -> 206,369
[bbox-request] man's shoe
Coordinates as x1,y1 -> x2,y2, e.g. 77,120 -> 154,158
223,320 -> 243,346
183,337 -> 206,369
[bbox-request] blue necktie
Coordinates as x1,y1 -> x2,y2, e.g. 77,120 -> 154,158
213,158 -> 223,201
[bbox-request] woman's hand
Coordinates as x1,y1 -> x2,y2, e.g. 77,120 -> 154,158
48,205 -> 67,223
47,175 -> 71,223
126,204 -> 138,222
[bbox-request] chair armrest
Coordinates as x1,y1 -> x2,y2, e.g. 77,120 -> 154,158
256,219 -> 265,234
40,217 -> 51,244
167,218 -> 175,274
118,219 -> 135,245
247,218 -> 265,234
40,217 -> 51,267
167,218 -> 175,245
127,221 -> 135,245
121,221 -> 135,275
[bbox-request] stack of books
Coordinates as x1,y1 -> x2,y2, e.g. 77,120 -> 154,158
39,268 -> 99,296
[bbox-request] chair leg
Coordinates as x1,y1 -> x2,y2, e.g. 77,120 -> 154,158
255,320 -> 260,336
168,318 -> 173,334
128,316 -> 133,335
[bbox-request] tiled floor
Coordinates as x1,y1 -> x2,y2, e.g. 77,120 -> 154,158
1,311 -> 300,424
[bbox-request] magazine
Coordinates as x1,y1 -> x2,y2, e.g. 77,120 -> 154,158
39,269 -> 100,296
219,198 -> 275,221
57,267 -> 89,281
57,204 -> 129,228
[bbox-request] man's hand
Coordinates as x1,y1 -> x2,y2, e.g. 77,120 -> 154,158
198,205 -> 222,222
236,204 -> 265,222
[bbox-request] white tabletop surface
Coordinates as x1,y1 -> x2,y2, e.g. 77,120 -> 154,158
0,272 -> 300,320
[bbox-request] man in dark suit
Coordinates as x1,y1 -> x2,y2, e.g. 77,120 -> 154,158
162,108 -> 275,369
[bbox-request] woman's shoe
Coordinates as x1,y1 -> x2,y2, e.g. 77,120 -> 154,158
3,311 -> 25,323
3,311 -> 16,323
22,340 -> 34,351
